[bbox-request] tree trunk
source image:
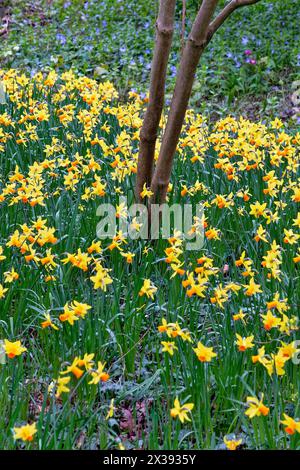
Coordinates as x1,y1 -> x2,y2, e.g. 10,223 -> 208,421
148,0 -> 262,204
136,0 -> 176,202
150,0 -> 219,203
135,0 -> 262,204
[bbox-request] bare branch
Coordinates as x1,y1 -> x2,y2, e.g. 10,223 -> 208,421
207,0 -> 262,40
181,0 -> 187,53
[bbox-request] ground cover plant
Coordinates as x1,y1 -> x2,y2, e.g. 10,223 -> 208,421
0,69 -> 299,450
1,0 -> 299,120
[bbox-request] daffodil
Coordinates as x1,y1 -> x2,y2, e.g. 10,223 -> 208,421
77,353 -> 95,371
252,346 -> 268,365
90,264 -> 113,291
3,339 -> 27,358
170,398 -> 194,423
266,292 -> 289,314
158,318 -> 169,334
253,225 -> 268,243
56,376 -> 71,397
224,436 -> 242,450
88,361 -> 110,385
278,341 -> 299,360
263,352 -> 288,376
249,201 -> 267,218
0,283 -> 8,299
243,277 -> 262,296
260,310 -> 281,331
161,341 -> 178,356
193,341 -> 217,362
60,357 -> 85,379
120,251 -> 135,264
4,267 -> 19,283
41,313 -> 59,330
0,246 -> 6,261
40,248 -> 57,269
71,300 -> 91,318
106,399 -> 115,420
281,414 -> 300,435
245,394 -> 269,418
235,334 -> 254,352
139,279 -> 157,299
233,309 -> 246,323
13,423 -> 37,442
140,183 -> 153,199
87,240 -> 102,254
283,229 -> 300,245
59,304 -> 79,325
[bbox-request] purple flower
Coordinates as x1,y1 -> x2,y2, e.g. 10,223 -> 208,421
56,33 -> 66,45
170,65 -> 177,77
244,49 -> 252,56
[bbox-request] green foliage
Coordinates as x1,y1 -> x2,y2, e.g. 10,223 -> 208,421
0,70 -> 299,450
1,0 -> 299,119
0,0 -> 299,451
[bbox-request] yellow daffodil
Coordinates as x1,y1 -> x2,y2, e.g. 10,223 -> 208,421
88,361 -> 110,384
60,357 -> 85,379
170,397 -> 194,423
245,394 -> 269,418
224,436 -> 242,450
4,267 -> 19,283
41,313 -> 59,330
233,309 -> 246,323
193,341 -> 217,362
3,339 -> 27,358
261,310 -> 281,331
13,422 -> 37,442
106,399 -> 115,420
0,283 -> 8,299
161,341 -> 178,356
281,414 -> 300,435
235,334 -> 254,352
56,376 -> 71,397
59,304 -> 79,325
140,183 -> 154,199
90,264 -> 113,291
139,279 -> 157,299
243,277 -> 262,296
